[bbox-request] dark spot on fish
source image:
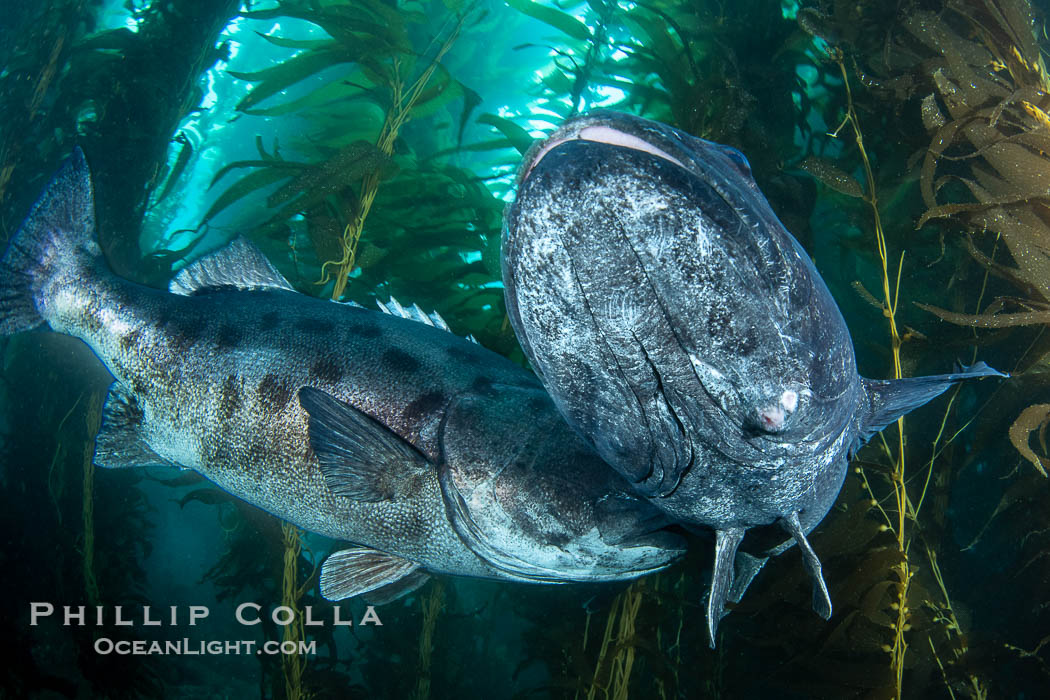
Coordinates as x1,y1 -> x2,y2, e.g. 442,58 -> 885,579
470,375 -> 496,396
309,357 -> 344,384
260,311 -> 280,331
446,344 -> 482,364
108,284 -> 132,308
352,322 -> 382,339
545,531 -> 571,548
120,328 -> 142,352
528,395 -> 548,412
131,378 -> 149,396
382,348 -> 420,374
220,375 -> 241,420
706,305 -> 732,338
169,316 -> 204,353
258,374 -> 293,411
296,317 -> 334,334
154,305 -> 175,327
737,326 -> 758,357
82,303 -> 103,334
206,433 -> 231,465
215,324 -> 243,349
247,436 -> 268,468
403,391 -> 446,422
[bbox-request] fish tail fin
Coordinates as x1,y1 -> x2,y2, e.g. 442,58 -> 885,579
0,148 -> 99,335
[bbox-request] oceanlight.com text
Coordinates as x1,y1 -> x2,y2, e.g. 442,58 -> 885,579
94,638 -> 318,656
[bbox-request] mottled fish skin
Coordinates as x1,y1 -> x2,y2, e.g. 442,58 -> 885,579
504,110 -> 859,533
0,149 -> 684,588
65,283 -> 531,576
502,111 -> 1003,638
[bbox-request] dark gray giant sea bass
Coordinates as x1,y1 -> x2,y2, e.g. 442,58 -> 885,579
0,150 -> 685,602
501,111 -> 1005,644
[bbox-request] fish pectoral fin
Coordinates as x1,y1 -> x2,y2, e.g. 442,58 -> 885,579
780,511 -> 833,620
94,382 -> 173,469
728,551 -> 768,605
168,237 -> 295,296
707,527 -> 745,649
319,547 -> 420,601
364,569 -> 430,605
299,386 -> 430,502
856,362 -> 1006,453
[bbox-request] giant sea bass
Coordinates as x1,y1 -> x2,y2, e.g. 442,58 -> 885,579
0,149 -> 686,603
501,111 -> 1005,645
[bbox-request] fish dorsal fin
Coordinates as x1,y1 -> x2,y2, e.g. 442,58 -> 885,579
856,361 -> 1007,452
94,382 -> 174,468
376,297 -> 478,344
298,386 -> 430,502
319,547 -> 420,601
169,237 -> 294,296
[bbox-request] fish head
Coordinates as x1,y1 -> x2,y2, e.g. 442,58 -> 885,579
503,110 -> 862,521
436,382 -> 685,583
502,110 -> 872,639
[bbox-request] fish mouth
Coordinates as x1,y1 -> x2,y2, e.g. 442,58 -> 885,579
517,111 -> 695,184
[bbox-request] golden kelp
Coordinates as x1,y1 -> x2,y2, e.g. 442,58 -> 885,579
901,0 -> 1050,477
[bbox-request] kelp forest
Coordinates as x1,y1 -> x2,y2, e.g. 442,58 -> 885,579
0,0 -> 1048,697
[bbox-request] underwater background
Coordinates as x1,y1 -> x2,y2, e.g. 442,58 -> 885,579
1,0 -> 1049,697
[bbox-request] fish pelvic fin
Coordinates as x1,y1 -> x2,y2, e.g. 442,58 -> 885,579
298,386 -> 430,501
319,547 -> 421,601
707,527 -> 745,649
363,569 -> 430,605
856,361 -> 1007,453
780,511 -> 833,620
0,148 -> 100,335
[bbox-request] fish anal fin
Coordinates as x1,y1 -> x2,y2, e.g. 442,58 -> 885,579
728,551 -> 768,605
298,386 -> 429,502
707,527 -> 745,649
780,511 -> 833,620
319,547 -> 420,601
169,237 -> 294,296
94,383 -> 172,468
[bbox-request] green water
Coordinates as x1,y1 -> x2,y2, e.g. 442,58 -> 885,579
0,0 -> 1047,697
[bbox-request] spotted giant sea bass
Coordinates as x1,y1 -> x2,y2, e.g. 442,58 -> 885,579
0,149 -> 686,603
501,111 -> 1006,645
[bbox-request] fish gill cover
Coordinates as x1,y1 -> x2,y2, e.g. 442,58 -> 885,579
0,0 -> 1047,698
